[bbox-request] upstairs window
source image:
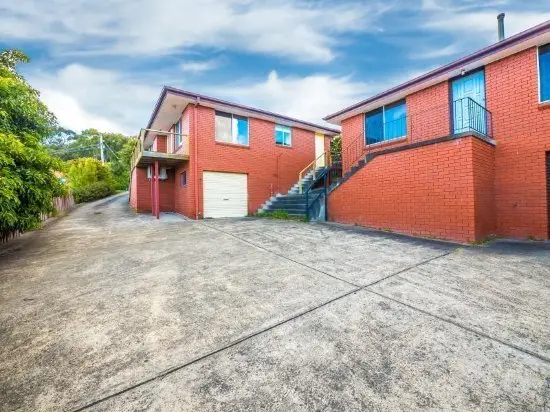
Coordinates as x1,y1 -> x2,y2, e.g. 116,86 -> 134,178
539,44 -> 550,102
365,100 -> 407,145
215,111 -> 249,145
275,124 -> 291,146
174,119 -> 182,148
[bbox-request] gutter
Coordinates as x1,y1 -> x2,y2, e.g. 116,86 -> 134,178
193,98 -> 200,220
146,86 -> 340,136
324,19 -> 550,122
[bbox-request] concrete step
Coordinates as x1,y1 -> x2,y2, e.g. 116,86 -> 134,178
270,199 -> 306,206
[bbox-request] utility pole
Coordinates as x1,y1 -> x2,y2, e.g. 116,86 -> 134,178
99,134 -> 105,163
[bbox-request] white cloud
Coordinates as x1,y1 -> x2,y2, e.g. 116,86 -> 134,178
37,91 -> 124,134
180,59 -> 219,73
422,8 -> 550,42
0,0 -> 389,63
26,65 -> 380,133
27,65 -> 159,135
26,63 -> 432,135
209,70 -> 412,127
410,44 -> 461,59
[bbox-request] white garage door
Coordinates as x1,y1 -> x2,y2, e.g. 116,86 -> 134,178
203,172 -> 248,218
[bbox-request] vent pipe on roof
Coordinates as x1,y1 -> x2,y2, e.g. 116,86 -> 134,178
497,13 -> 505,41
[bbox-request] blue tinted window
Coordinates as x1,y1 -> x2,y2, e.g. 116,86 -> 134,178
234,115 -> 249,145
365,108 -> 383,145
540,45 -> 550,102
365,101 -> 407,145
384,101 -> 407,140
275,125 -> 291,146
215,111 -> 249,145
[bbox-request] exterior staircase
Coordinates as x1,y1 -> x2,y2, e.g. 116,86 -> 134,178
258,168 -> 326,217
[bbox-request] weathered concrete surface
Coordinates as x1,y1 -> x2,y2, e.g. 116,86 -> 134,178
205,218 -> 453,286
0,194 -> 549,411
371,242 -> 550,360
91,291 -> 549,411
0,195 -> 354,411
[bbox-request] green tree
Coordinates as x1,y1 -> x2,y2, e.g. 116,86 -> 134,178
44,129 -> 136,190
0,49 -> 66,241
108,138 -> 136,190
66,158 -> 113,189
66,158 -> 116,203
330,135 -> 342,161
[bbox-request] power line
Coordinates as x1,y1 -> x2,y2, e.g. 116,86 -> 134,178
48,145 -> 98,154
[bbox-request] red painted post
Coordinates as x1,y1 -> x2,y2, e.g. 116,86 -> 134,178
154,161 -> 160,219
150,165 -> 154,217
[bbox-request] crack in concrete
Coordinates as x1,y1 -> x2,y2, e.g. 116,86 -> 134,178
365,289 -> 550,364
71,223 -> 455,411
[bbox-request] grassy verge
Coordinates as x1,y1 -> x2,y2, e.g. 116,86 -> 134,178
252,210 -> 309,222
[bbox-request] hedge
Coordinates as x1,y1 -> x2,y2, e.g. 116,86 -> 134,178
72,181 -> 114,204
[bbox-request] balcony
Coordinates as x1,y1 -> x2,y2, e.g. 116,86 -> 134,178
130,130 -> 189,169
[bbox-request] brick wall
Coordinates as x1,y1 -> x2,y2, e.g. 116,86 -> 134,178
341,82 -> 452,173
172,105 -> 195,217
129,167 -> 138,210
334,46 -> 550,241
329,136 -> 495,243
407,82 -> 451,142
341,114 -> 364,172
486,47 -> 550,240
155,136 -> 167,153
472,138 -> 496,240
191,105 -> 320,217
129,166 -> 175,213
131,105 -> 324,218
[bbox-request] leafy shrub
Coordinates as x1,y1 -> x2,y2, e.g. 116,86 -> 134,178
66,157 -> 113,189
0,49 -> 66,241
72,181 -> 114,204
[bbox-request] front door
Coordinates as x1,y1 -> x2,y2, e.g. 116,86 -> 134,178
452,70 -> 486,135
315,133 -> 325,168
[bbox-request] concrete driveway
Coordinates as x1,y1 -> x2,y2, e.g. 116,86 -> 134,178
1,193 -> 549,411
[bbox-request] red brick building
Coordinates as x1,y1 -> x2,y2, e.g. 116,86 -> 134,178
129,88 -> 337,219
324,20 -> 550,243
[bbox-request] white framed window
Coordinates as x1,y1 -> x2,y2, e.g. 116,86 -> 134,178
147,166 -> 168,180
275,124 -> 291,146
215,111 -> 249,146
174,119 -> 183,148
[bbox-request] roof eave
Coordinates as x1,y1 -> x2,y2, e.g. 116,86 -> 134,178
324,19 -> 550,124
146,86 -> 340,136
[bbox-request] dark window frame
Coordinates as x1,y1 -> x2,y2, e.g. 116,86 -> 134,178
180,171 -> 187,187
364,100 -> 407,146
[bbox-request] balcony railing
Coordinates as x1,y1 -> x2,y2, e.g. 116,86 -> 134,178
340,97 -> 493,175
453,97 -> 493,137
130,129 -> 189,170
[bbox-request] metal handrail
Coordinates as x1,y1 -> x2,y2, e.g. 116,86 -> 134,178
340,97 -> 493,176
305,166 -> 331,220
452,97 -> 493,138
298,151 -> 331,193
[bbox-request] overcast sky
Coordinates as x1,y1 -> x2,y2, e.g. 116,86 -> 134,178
1,0 -> 549,135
